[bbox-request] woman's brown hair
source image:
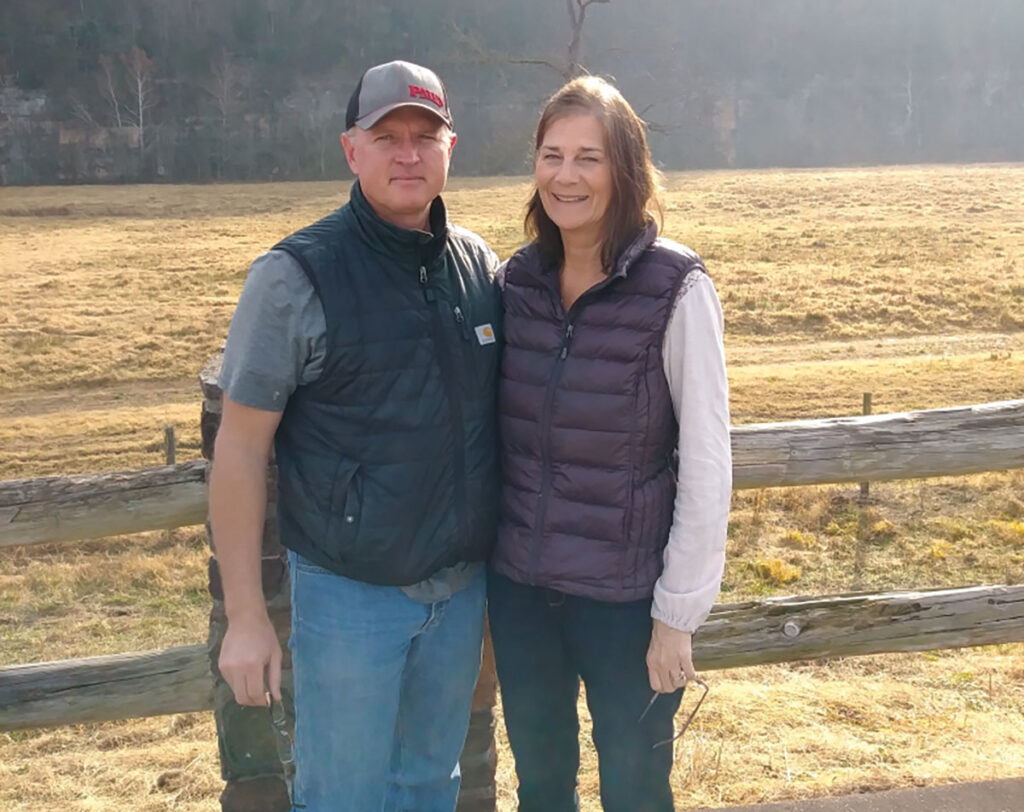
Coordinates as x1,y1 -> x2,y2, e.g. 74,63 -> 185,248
525,75 -> 662,273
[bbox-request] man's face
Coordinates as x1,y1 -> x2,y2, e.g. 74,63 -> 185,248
342,106 -> 456,230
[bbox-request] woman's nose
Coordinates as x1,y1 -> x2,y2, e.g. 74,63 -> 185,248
554,160 -> 578,183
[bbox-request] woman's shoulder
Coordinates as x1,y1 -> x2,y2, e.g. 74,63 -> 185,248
647,237 -> 706,273
502,242 -> 544,280
508,241 -> 540,264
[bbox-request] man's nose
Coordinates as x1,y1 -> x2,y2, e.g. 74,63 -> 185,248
394,137 -> 420,163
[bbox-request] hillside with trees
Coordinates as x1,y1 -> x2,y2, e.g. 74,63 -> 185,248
2,0 -> 1023,183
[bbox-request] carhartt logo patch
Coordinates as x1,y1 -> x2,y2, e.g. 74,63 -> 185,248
475,324 -> 496,345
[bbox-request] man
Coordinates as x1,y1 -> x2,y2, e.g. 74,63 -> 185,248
210,60 -> 502,812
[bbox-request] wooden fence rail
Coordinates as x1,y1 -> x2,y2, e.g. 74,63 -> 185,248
0,645 -> 213,732
731,398 -> 1024,489
3,584 -> 1022,732
0,460 -> 207,548
3,399 -> 1022,550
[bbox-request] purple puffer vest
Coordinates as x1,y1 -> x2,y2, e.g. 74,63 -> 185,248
492,222 -> 705,602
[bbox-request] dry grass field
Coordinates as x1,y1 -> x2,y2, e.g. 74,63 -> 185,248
1,164 -> 1023,810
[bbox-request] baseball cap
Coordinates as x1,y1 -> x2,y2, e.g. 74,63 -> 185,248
345,60 -> 453,130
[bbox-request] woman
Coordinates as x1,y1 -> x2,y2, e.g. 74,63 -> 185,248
488,76 -> 732,812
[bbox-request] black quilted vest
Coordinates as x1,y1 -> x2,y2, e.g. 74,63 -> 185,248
272,182 -> 502,585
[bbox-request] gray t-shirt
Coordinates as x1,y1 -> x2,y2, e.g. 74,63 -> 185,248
219,249 -> 481,603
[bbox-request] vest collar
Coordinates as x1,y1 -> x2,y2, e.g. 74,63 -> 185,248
349,180 -> 449,267
610,218 -> 659,279
533,218 -> 659,281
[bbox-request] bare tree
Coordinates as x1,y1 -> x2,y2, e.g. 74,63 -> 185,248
513,0 -> 611,81
68,91 -> 100,128
566,0 -> 609,77
121,45 -> 156,154
903,58 -> 914,146
285,85 -> 343,178
204,48 -> 247,177
97,53 -> 123,127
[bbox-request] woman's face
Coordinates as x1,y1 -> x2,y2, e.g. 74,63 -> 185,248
534,113 -> 613,244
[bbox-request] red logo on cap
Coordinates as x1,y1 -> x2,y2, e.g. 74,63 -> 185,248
409,84 -> 444,109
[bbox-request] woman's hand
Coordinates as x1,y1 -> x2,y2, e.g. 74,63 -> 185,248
646,619 -> 697,694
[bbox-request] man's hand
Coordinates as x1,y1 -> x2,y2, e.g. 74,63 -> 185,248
219,609 -> 283,706
646,619 -> 697,694
209,395 -> 284,707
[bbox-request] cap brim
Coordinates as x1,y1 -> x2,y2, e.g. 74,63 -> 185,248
356,100 -> 452,130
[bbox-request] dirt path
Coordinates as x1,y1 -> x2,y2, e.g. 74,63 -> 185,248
725,330 -> 1022,367
0,377 -> 200,419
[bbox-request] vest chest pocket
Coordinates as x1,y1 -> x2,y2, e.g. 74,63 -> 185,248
452,304 -> 500,397
326,460 -> 362,558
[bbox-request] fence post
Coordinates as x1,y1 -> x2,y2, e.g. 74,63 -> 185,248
458,627 -> 498,812
198,354 -> 499,811
859,392 -> 872,502
164,425 -> 176,466
200,355 -> 292,812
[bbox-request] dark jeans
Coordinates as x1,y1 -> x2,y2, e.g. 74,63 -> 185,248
488,571 -> 683,812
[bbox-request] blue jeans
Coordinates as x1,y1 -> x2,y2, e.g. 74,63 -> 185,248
488,571 -> 682,812
288,552 -> 486,812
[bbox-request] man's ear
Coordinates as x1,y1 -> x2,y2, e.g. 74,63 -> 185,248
341,131 -> 359,175
447,132 -> 458,158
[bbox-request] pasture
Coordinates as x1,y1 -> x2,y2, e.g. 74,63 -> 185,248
1,164 -> 1023,810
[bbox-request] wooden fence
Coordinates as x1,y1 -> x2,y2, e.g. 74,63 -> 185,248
4,399 -> 1022,550
2,396 -> 1023,811
3,584 -> 1022,732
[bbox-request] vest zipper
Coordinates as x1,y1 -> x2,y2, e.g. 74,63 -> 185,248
421,265 -> 470,557
453,304 -> 473,341
528,320 -> 575,584
528,267 -> 626,585
453,304 -> 478,384
560,323 -> 574,358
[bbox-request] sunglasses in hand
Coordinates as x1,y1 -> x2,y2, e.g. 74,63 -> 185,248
637,678 -> 709,750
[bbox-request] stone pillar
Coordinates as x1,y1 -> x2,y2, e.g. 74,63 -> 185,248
458,629 -> 499,812
201,355 -> 292,812
199,352 -> 499,812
